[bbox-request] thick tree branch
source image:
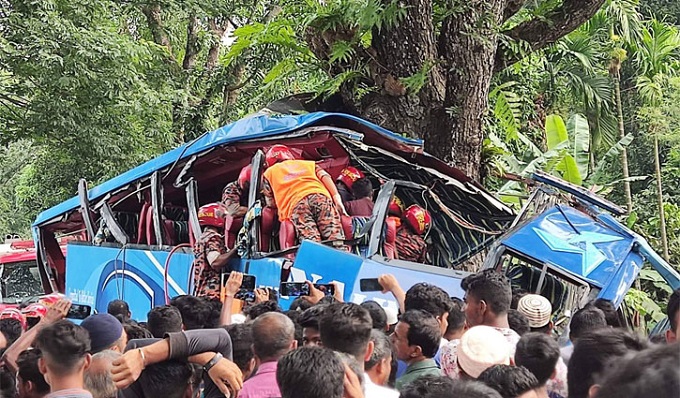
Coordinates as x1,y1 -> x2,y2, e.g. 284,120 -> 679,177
206,18 -> 229,71
495,0 -> 606,72
182,14 -> 200,70
141,3 -> 172,53
503,0 -> 527,22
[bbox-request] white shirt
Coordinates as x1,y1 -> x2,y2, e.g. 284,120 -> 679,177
364,373 -> 399,398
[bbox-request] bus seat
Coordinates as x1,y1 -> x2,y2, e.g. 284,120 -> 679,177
224,215 -> 244,249
279,220 -> 296,251
383,217 -> 398,260
137,202 -> 150,244
341,216 -> 353,240
260,207 -> 276,252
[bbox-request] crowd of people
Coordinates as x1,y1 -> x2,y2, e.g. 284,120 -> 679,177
0,268 -> 678,398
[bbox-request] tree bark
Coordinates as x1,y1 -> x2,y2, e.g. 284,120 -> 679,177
613,72 -> 633,213
653,133 -> 670,261
141,3 -> 172,53
182,15 -> 200,71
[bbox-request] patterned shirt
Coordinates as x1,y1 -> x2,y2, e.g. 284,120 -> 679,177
193,229 -> 227,300
546,356 -> 568,398
440,327 -> 520,379
395,227 -> 427,263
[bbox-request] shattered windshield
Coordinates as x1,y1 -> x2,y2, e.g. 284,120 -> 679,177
0,261 -> 43,303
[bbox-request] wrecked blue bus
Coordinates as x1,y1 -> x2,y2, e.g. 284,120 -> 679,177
31,112 -> 679,327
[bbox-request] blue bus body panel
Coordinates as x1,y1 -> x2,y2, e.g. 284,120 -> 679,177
65,243 -> 193,319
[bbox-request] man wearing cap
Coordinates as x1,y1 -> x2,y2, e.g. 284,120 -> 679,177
81,314 -> 128,354
516,294 -> 568,398
456,326 -> 511,379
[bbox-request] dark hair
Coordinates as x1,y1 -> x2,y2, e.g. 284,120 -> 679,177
139,360 -> 194,398
400,310 -> 442,358
352,178 -> 372,199
0,319 -> 22,346
107,300 -> 130,321
276,347 -> 345,398
366,329 -> 392,370
244,301 -> 283,320
284,310 -> 304,347
667,289 -> 680,333
596,343 -> 680,398
592,299 -> 622,328
360,301 -> 388,330
515,332 -> 560,385
478,365 -> 540,398
252,312 -> 295,361
462,269 -> 512,315
16,349 -> 50,394
204,297 -> 223,329
400,375 -> 503,398
298,304 -> 328,330
446,306 -> 466,335
289,297 -> 313,312
507,309 -> 530,336
404,283 -> 453,318
224,323 -> 254,373
147,305 -> 183,338
34,320 -> 91,376
569,305 -> 607,341
319,303 -> 372,359
0,365 -> 16,398
170,295 -> 212,330
123,322 -> 152,340
511,287 -> 528,310
568,328 -> 648,398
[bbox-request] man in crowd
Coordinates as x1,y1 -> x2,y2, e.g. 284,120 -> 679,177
444,304 -> 466,341
16,349 -> 50,398
84,351 -> 120,398
170,295 -> 212,330
262,144 -> 347,249
107,300 -> 131,323
276,347 -> 347,398
81,314 -> 128,354
240,312 -> 297,398
365,330 -> 398,398
0,317 -> 22,351
478,365 -> 540,398
224,323 -> 256,380
392,310 -> 442,390
665,288 -> 679,343
34,320 -> 92,398
560,305 -> 607,364
298,304 -> 328,347
192,203 -> 232,300
456,326 -> 511,379
360,301 -> 388,331
147,305 -> 183,338
395,205 -> 431,263
515,333 -> 562,398
399,375 -> 503,398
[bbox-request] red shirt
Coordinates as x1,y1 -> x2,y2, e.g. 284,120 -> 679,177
346,197 -> 374,217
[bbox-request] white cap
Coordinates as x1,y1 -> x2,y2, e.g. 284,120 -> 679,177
517,294 -> 552,328
384,306 -> 399,325
457,325 -> 511,378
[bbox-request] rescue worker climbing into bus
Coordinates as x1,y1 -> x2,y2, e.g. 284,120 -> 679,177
396,205 -> 431,263
193,203 -> 232,300
336,166 -> 364,203
345,177 -> 374,217
221,164 -> 252,218
261,144 -> 348,250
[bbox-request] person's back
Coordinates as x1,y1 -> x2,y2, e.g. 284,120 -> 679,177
276,347 -> 345,398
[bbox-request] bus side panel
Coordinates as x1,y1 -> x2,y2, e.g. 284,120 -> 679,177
65,244 -> 193,321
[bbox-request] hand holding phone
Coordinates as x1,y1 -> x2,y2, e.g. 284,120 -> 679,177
359,278 -> 383,292
67,303 -> 92,320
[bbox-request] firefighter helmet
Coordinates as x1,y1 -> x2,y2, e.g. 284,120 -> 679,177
238,165 -> 252,190
404,205 -> 432,235
265,144 -> 297,167
198,203 -> 227,228
336,167 -> 365,190
388,196 -> 405,217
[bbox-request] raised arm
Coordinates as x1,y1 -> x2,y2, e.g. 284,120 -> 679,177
316,166 -> 348,216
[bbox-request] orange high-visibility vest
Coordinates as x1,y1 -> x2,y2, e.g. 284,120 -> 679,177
263,160 -> 330,221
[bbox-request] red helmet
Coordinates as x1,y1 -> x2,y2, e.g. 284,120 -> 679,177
238,165 -> 252,190
38,293 -> 64,307
22,303 -> 47,319
404,205 -> 432,235
0,308 -> 26,330
265,144 -> 297,167
388,196 -> 405,217
198,203 -> 227,228
337,167 -> 365,190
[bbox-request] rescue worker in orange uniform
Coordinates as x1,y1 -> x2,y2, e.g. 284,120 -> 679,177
192,203 -> 232,300
395,204 -> 431,263
262,144 -> 348,249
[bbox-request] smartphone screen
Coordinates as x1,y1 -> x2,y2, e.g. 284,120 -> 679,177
222,273 -> 257,302
279,282 -> 310,297
359,278 -> 383,292
314,284 -> 335,296
67,304 -> 92,320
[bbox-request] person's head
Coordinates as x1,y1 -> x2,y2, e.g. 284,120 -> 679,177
391,309 -> 441,364
0,318 -> 23,347
457,325 -> 511,379
147,305 -> 183,338
462,269 -> 512,327
298,304 -> 328,347
319,303 -> 373,363
123,323 -> 152,340
595,342 -> 680,398
81,313 -> 127,353
404,282 -> 453,335
283,310 -> 304,347
334,351 -> 364,389
107,300 -> 130,323
514,332 -> 560,387
400,375 -> 503,398
665,288 -> 680,343
568,327 -> 648,398
34,320 -> 92,384
224,323 -> 256,379
16,349 -> 50,398
478,365 -> 540,398
507,309 -> 530,337
365,329 -> 393,386
592,299 -> 622,328
517,294 -> 553,334
170,295 -> 212,330
139,360 -> 197,398
84,350 -> 121,398
289,297 -> 313,312
351,178 -> 372,200
569,305 -> 607,342
444,305 -> 467,340
360,301 -> 388,331
276,347 -> 345,398
336,166 -> 365,191
244,300 -> 283,321
0,365 -> 16,398
252,312 -> 297,362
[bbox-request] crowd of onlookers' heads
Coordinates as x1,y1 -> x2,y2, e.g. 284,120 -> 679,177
0,269 -> 678,398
